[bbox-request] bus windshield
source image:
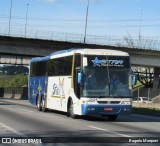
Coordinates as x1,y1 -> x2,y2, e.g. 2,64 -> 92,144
81,55 -> 132,98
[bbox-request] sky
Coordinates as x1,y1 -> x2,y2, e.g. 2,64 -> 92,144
0,0 -> 160,39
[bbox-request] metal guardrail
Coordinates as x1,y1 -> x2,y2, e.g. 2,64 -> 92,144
0,26 -> 160,51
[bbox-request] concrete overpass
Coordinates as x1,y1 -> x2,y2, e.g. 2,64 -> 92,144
0,35 -> 160,67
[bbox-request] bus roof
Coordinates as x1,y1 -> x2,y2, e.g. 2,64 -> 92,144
31,48 -> 129,62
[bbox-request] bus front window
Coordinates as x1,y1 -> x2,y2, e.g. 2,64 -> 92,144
81,55 -> 132,98
82,55 -> 109,97
109,69 -> 132,97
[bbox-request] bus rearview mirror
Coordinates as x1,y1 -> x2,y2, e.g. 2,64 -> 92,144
78,72 -> 82,84
132,74 -> 137,85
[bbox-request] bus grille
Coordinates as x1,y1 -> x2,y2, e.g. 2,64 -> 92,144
97,101 -> 121,104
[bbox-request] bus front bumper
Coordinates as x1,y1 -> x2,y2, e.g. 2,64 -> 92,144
82,104 -> 132,116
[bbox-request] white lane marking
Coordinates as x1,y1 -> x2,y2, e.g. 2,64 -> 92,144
19,108 -> 34,113
0,125 -> 7,131
89,126 -> 132,137
0,122 -> 27,137
0,122 -> 40,146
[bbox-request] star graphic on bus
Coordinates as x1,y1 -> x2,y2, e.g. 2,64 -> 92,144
91,57 -> 107,67
91,57 -> 101,67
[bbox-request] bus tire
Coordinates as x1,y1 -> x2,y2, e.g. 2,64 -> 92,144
108,115 -> 118,121
41,96 -> 48,112
37,96 -> 42,111
69,99 -> 76,119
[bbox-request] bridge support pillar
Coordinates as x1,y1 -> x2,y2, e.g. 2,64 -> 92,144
151,67 -> 160,100
153,67 -> 160,89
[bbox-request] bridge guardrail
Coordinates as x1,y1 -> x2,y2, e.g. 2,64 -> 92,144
0,26 -> 160,50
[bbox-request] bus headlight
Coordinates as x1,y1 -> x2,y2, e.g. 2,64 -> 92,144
82,99 -> 96,104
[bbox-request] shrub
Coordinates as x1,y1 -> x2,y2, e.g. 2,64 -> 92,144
8,74 -> 28,87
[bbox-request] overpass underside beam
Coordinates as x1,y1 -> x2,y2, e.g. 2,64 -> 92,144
130,54 -> 160,67
0,55 -> 31,65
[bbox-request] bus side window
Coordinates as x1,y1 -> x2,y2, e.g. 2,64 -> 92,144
48,56 -> 72,76
30,61 -> 47,77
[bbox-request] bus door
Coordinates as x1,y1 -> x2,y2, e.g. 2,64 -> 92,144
75,68 -> 81,98
74,54 -> 81,99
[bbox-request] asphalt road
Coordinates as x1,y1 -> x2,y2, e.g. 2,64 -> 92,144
0,98 -> 160,145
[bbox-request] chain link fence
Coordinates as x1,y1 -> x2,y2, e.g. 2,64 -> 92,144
0,26 -> 160,50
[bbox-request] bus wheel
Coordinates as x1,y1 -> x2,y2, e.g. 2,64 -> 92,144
41,96 -> 48,112
108,115 -> 118,121
37,96 -> 42,111
69,100 -> 76,119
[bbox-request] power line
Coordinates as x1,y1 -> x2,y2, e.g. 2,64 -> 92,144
1,22 -> 160,29
1,15 -> 160,23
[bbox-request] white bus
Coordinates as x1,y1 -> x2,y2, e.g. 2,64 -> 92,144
28,48 -> 132,120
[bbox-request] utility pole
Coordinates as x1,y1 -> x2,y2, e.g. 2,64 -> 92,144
139,8 -> 142,37
8,0 -> 13,35
138,8 -> 142,47
84,0 -> 89,44
25,3 -> 29,37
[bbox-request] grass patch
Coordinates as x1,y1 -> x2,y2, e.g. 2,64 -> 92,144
132,107 -> 160,117
0,75 -> 27,87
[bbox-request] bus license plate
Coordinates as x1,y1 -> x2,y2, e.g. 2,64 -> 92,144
104,108 -> 113,111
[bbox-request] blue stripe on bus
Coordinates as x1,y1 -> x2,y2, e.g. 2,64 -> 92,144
31,56 -> 50,62
50,48 -> 81,56
31,48 -> 81,62
82,104 -> 132,116
28,77 -> 48,105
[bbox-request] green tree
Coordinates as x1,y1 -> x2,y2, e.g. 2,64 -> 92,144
9,74 -> 28,87
0,80 -> 7,87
